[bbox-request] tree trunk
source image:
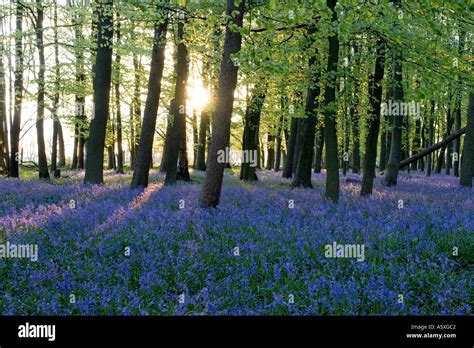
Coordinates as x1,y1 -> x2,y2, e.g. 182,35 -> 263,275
84,0 -> 113,184
165,19 -> 189,185
130,52 -> 142,170
323,0 -> 340,202
9,2 -> 23,178
389,127 -> 466,171
192,110 -> 198,168
0,36 -> 7,173
426,101 -> 435,176
274,92 -> 285,171
50,0 -> 61,177
130,13 -> 168,188
460,92 -> 474,187
35,0 -> 50,180
201,0 -> 244,207
382,0 -> 404,187
196,109 -> 209,171
240,84 -> 266,181
266,134 -> 275,170
283,116 -> 298,178
361,38 -> 385,196
293,25 -> 320,188
313,124 -> 324,173
114,15 -> 124,174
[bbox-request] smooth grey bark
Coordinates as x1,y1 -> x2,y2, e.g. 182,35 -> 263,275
200,0 -> 245,207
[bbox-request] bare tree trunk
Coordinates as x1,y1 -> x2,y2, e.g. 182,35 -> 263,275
323,0 -> 340,202
114,14 -> 124,174
240,84 -> 266,181
382,0 -> 404,187
0,35 -> 7,173
293,25 -> 320,188
84,0 -> 114,184
35,0 -> 50,180
165,18 -> 190,185
130,11 -> 168,188
201,0 -> 245,207
361,38 -> 385,196
9,2 -> 23,178
460,92 -> 474,187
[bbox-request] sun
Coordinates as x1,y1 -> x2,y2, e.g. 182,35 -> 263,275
187,79 -> 209,111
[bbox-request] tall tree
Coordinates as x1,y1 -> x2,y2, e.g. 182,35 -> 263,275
131,7 -> 168,188
0,31 -> 7,173
9,2 -> 23,178
382,0 -> 404,187
35,0 -> 50,179
114,13 -> 124,174
323,0 -> 340,202
293,25 -> 320,188
84,0 -> 114,184
282,116 -> 298,178
200,0 -> 245,207
240,83 -> 266,181
460,92 -> 474,187
361,39 -> 385,196
165,17 -> 190,185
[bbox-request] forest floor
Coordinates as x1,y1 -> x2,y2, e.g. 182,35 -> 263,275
0,169 -> 472,315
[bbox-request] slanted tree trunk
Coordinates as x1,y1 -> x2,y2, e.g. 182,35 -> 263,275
84,0 -> 113,184
460,92 -> 474,187
9,2 -> 23,178
201,0 -> 245,207
35,0 -> 50,180
165,19 -> 189,185
361,38 -> 385,196
323,0 -> 340,202
382,0 -> 404,187
240,84 -> 266,181
390,127 -> 465,171
130,12 -> 168,188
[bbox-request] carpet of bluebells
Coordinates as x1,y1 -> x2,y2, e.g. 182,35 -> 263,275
0,169 -> 472,315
